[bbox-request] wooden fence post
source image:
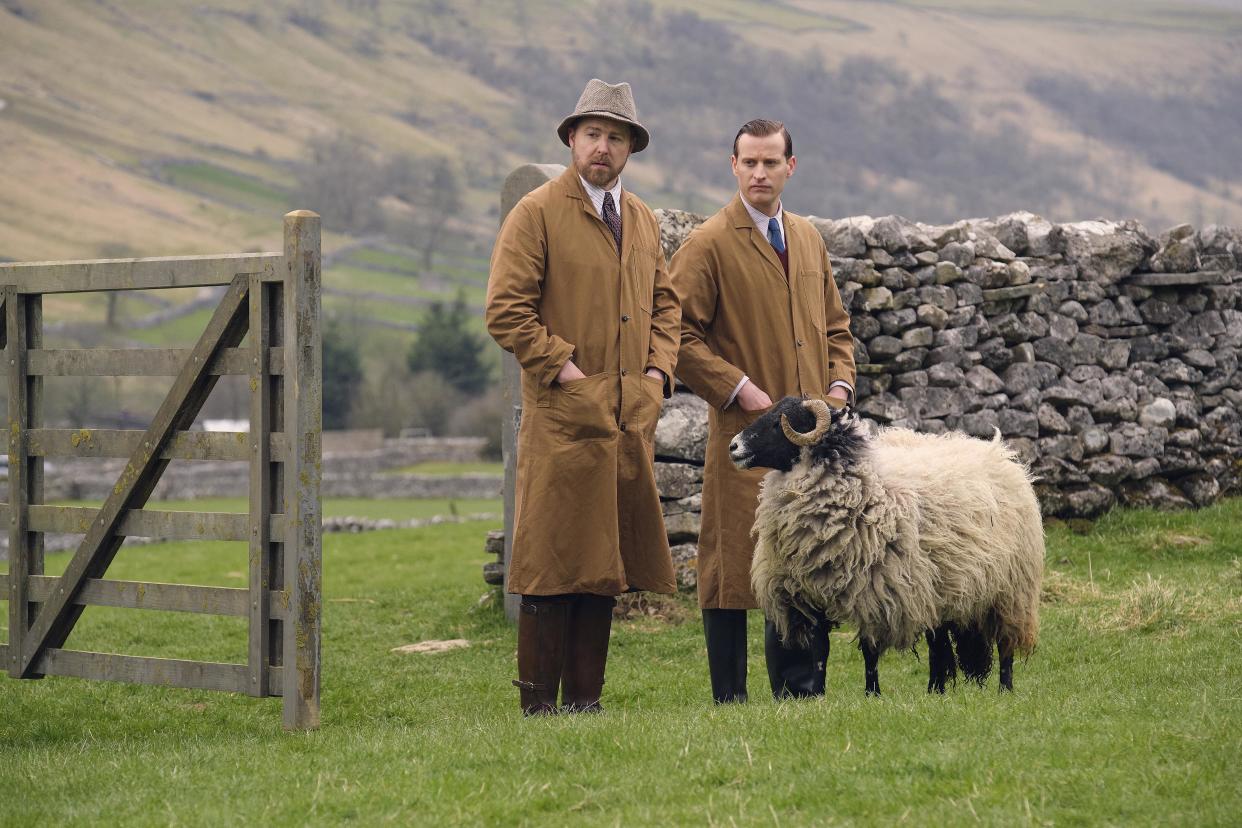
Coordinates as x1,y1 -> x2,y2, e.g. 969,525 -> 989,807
247,273 -> 275,698
497,164 -> 565,623
6,290 -> 36,678
282,210 -> 322,730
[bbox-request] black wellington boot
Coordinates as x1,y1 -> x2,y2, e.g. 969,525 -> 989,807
561,594 -> 616,713
513,597 -> 569,716
702,608 -> 748,703
765,611 -> 832,699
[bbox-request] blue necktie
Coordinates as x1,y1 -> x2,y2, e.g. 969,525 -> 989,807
767,217 -> 785,254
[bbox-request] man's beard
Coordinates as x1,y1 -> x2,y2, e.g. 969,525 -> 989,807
578,157 -> 619,187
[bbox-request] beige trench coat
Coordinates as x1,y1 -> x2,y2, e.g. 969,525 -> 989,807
486,167 -> 680,596
670,195 -> 856,609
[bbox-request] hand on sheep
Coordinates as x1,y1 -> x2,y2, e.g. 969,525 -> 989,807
736,380 -> 773,412
556,359 -> 587,384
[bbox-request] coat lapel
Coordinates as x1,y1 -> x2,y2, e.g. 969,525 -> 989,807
783,211 -> 808,271
728,194 -> 787,282
620,189 -> 640,264
562,167 -> 622,255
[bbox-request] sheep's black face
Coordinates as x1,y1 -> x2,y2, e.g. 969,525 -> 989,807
730,396 -> 863,472
730,397 -> 821,472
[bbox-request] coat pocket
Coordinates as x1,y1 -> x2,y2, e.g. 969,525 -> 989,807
798,270 -> 827,332
721,401 -> 771,434
554,372 -> 616,441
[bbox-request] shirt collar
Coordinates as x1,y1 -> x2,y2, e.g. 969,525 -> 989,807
579,175 -> 623,219
740,193 -> 784,241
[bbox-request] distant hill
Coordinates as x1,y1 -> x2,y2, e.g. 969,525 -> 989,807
1,0 -> 1239,323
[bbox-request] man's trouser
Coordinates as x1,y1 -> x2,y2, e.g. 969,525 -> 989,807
702,608 -> 833,703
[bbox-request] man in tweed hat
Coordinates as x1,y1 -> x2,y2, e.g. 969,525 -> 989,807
486,79 -> 680,715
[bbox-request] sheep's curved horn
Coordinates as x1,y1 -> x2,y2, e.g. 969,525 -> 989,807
780,398 -> 833,446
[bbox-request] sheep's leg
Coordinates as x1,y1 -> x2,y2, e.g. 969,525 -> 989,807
950,622 -> 994,686
998,637 -> 1015,692
860,639 -> 881,696
925,625 -> 956,694
765,609 -> 831,700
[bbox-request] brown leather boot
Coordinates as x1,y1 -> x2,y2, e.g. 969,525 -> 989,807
560,594 -> 616,713
513,597 -> 569,716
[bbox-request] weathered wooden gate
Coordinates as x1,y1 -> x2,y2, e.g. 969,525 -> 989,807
0,210 -> 322,730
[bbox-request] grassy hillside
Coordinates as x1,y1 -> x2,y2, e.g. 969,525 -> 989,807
1,0 -> 1240,428
2,0 -> 1240,262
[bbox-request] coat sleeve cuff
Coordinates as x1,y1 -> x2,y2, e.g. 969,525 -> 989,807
646,362 -> 676,397
702,365 -> 747,411
828,379 -> 854,404
539,336 -> 575,387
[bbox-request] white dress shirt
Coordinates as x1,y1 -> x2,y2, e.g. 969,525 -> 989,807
726,194 -> 854,409
741,195 -> 785,248
578,175 -> 623,220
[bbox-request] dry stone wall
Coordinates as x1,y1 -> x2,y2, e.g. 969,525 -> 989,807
651,209 -> 1242,577
33,437 -> 494,502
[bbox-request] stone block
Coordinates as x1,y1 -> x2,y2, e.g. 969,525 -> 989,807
1109,423 -> 1167,458
664,510 -> 702,544
654,462 -> 704,500
655,393 -> 710,463
901,326 -> 935,348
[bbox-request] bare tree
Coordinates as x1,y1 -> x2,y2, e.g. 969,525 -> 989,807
417,165 -> 464,268
295,134 -> 386,234
389,161 -> 464,268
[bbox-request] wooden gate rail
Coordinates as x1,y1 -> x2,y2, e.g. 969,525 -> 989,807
0,211 -> 321,730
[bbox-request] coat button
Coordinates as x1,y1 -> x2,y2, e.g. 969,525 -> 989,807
619,422 -> 627,432
621,369 -> 628,376
797,339 -> 804,346
621,314 -> 631,322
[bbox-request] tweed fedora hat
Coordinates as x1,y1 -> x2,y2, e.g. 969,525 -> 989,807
557,78 -> 650,153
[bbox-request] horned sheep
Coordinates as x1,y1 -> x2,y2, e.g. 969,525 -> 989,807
730,397 -> 1044,695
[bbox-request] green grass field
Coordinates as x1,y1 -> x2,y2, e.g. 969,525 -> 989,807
160,161 -> 291,215
654,0 -> 859,31
877,0 -> 1242,32
1,499 -> 1239,824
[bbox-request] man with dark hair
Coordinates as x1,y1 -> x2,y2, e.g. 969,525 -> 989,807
486,79 -> 680,716
670,118 -> 855,703
733,119 -> 792,159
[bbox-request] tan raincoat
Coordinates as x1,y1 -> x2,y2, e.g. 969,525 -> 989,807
486,167 -> 680,596
670,195 -> 855,609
